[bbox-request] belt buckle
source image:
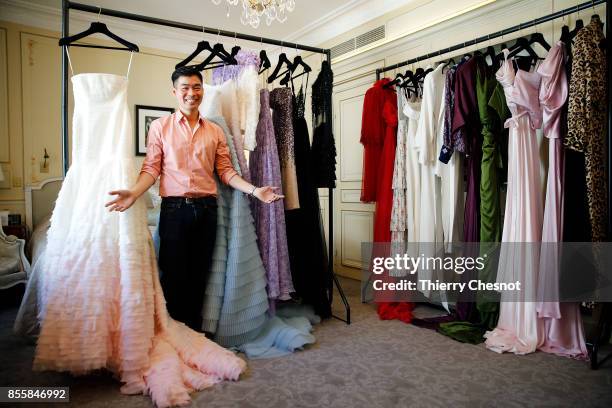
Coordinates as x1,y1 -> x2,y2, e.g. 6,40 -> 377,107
185,197 -> 194,204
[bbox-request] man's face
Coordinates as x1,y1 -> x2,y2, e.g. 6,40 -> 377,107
173,75 -> 203,112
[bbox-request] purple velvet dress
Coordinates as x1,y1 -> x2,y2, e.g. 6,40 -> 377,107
249,89 -> 294,302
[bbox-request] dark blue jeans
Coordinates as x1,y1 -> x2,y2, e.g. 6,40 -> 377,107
158,196 -> 217,331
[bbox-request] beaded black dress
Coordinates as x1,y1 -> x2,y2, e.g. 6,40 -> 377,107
311,61 -> 337,188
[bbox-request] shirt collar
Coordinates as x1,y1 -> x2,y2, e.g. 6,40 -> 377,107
175,109 -> 205,125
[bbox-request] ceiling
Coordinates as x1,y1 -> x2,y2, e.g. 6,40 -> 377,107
2,0 -> 420,50
64,0 -> 354,40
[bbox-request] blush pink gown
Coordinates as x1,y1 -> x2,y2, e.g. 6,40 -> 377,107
536,42 -> 588,359
484,50 -> 545,355
34,72 -> 246,407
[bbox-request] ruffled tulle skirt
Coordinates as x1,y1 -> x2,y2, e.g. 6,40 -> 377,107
34,159 -> 246,407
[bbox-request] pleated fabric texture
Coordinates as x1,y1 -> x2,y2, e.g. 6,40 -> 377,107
201,85 -> 269,347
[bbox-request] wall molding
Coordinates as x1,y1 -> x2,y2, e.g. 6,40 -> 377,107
329,0 -> 586,82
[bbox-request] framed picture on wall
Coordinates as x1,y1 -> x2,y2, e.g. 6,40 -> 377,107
135,105 -> 174,156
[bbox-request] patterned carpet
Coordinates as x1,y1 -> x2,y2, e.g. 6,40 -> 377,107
1,278 -> 611,408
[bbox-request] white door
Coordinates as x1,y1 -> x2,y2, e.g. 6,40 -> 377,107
332,72 -> 377,280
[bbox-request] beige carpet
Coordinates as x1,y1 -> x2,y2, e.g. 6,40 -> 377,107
1,278 -> 611,408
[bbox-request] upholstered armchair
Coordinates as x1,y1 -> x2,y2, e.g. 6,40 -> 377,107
0,225 -> 31,289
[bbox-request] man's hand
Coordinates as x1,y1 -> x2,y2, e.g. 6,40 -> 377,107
105,190 -> 138,212
254,186 -> 284,204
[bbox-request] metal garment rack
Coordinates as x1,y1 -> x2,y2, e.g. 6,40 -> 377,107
60,0 -> 350,325
377,0 -> 606,78
375,0 -> 610,369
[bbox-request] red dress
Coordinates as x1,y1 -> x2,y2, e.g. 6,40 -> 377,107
360,78 -> 395,203
373,93 -> 398,242
361,79 -> 414,323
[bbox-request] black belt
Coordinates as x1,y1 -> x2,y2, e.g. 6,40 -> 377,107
162,196 -> 217,205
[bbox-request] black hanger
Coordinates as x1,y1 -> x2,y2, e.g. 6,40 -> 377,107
409,68 -> 424,94
413,67 -> 432,84
528,32 -> 551,51
400,70 -> 418,97
384,72 -> 403,89
483,46 -> 497,66
259,50 -> 271,74
175,41 -> 213,68
193,43 -> 238,71
267,52 -> 293,84
570,18 -> 584,40
506,37 -> 527,53
560,24 -> 571,44
290,55 -> 312,80
228,45 -> 241,61
501,37 -> 540,64
202,44 -> 240,71
279,71 -> 291,87
591,13 -> 603,29
442,57 -> 456,69
399,69 -> 414,90
176,41 -> 235,70
58,21 -> 139,52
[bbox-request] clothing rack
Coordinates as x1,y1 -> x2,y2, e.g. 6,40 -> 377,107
60,0 -> 350,325
375,0 -> 610,369
376,0 -> 606,77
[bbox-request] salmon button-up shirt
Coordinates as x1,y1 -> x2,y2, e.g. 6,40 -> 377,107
140,111 -> 238,197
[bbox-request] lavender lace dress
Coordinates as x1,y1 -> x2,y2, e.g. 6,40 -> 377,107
212,49 -> 260,84
249,89 -> 294,302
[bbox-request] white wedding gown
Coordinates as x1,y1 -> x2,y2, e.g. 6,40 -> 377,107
31,60 -> 245,407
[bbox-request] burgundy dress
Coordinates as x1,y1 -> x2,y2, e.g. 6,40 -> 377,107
452,57 -> 482,243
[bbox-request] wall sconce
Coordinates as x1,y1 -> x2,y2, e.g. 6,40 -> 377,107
40,148 -> 49,173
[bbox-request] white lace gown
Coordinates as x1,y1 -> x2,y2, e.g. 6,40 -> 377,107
33,72 -> 245,407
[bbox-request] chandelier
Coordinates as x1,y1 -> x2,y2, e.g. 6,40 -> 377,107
211,0 -> 296,29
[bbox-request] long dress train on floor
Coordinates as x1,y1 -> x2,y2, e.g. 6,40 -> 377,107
32,72 -> 245,407
536,42 -> 588,359
484,51 -> 545,355
200,84 -> 269,347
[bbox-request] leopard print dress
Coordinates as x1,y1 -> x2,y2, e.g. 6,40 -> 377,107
565,16 -> 608,242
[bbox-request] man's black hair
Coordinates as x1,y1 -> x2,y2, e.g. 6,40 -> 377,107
171,66 -> 203,86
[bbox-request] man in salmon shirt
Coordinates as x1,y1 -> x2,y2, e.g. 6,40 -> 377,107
105,66 -> 281,331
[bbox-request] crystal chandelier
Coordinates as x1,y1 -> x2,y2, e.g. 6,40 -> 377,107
211,0 -> 296,29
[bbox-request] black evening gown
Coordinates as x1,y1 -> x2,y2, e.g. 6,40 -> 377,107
284,86 -> 332,318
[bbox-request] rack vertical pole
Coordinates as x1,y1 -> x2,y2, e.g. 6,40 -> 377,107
327,49 -> 350,324
61,0 -> 69,176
